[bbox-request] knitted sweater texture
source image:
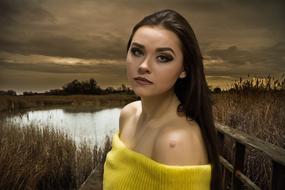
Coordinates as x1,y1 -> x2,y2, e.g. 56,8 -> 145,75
103,131 -> 211,190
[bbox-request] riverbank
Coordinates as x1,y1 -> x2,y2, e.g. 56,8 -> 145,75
0,94 -> 139,112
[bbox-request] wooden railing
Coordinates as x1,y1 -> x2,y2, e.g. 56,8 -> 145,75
216,123 -> 285,190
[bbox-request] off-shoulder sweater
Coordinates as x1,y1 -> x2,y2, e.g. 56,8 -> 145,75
103,131 -> 212,190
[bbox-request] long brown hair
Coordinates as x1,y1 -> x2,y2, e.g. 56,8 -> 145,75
126,9 -> 222,190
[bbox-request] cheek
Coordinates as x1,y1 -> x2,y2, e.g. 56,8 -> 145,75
154,69 -> 178,89
156,63 -> 182,86
159,75 -> 178,88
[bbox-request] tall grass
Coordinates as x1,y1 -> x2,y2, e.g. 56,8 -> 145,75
230,74 -> 285,92
0,118 -> 111,190
79,134 -> 112,190
212,75 -> 285,189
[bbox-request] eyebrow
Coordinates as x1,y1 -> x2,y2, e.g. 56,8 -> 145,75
131,42 -> 176,56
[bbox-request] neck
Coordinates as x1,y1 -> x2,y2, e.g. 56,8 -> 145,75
139,89 -> 181,124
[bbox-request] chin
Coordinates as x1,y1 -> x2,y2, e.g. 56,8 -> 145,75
132,87 -> 154,96
133,88 -> 154,97
134,87 -> 170,98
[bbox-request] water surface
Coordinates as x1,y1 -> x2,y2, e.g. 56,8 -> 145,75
5,107 -> 121,148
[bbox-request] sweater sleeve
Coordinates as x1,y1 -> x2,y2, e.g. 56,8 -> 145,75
103,131 -> 212,190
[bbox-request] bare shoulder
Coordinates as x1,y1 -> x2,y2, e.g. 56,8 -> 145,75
152,120 -> 209,166
119,100 -> 140,136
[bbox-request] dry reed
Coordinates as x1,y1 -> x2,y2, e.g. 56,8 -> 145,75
0,118 -> 111,190
212,75 -> 285,189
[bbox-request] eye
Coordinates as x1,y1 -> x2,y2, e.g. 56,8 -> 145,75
130,47 -> 143,57
157,54 -> 173,63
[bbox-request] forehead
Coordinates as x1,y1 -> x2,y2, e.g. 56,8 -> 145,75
131,25 -> 182,51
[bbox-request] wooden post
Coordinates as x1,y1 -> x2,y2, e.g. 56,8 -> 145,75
217,131 -> 225,154
217,132 -> 227,189
271,161 -> 285,190
232,142 -> 245,190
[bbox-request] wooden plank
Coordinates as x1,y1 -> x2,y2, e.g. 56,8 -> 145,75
220,155 -> 261,190
219,156 -> 233,172
235,170 -> 261,190
215,123 -> 285,166
79,162 -> 104,190
220,156 -> 233,189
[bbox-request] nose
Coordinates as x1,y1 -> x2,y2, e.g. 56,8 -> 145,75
138,57 -> 151,74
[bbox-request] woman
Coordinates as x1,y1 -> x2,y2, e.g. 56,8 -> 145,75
103,9 -> 222,190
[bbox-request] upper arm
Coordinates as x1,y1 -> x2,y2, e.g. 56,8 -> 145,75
152,123 -> 209,166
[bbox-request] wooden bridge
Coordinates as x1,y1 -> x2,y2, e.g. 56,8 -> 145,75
216,123 -> 285,190
80,123 -> 285,190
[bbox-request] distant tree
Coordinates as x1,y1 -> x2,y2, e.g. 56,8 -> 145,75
7,90 -> 17,96
81,80 -> 90,94
105,87 -> 115,93
121,84 -> 127,92
117,86 -> 122,92
62,78 -> 104,95
228,88 -> 236,93
23,91 -> 34,96
61,78 -> 141,95
0,90 -> 17,96
213,87 -> 222,93
89,78 -> 98,94
46,89 -> 65,95
63,79 -> 82,94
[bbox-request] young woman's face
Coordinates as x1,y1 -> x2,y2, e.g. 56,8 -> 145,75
126,25 -> 186,97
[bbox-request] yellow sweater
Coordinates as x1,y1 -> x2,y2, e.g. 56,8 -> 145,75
103,131 -> 212,190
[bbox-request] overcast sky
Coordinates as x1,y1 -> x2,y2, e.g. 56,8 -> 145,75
0,0 -> 284,94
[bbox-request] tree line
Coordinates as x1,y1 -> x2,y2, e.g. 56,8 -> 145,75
1,74 -> 284,96
0,78 -> 134,96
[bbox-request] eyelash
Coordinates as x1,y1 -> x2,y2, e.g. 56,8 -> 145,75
130,47 -> 174,63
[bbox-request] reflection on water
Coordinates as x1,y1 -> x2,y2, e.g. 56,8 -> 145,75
5,107 -> 121,148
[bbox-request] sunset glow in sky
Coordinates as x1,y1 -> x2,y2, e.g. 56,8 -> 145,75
0,0 -> 284,94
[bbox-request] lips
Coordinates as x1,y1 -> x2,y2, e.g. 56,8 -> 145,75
134,77 -> 153,85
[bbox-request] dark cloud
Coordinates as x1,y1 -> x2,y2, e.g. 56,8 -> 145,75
0,60 -> 126,74
0,0 -> 284,92
1,0 -> 284,59
0,0 -> 127,59
0,0 -> 55,25
207,46 -> 250,65
0,32 -> 126,59
205,42 -> 285,77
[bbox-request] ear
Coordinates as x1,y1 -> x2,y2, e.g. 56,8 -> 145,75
179,71 -> 186,79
